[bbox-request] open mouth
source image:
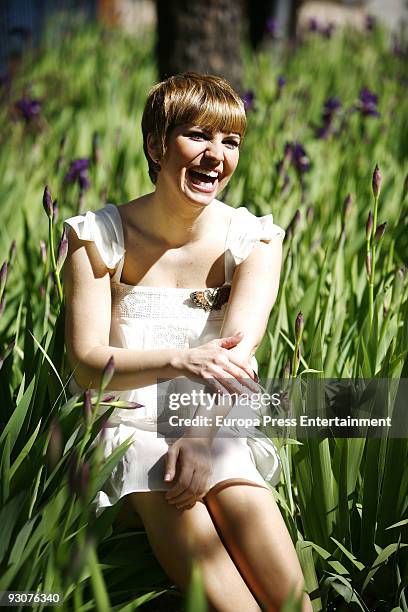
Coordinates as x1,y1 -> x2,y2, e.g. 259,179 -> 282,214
187,168 -> 219,192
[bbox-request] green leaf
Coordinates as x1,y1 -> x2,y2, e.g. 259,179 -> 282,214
386,519 -> 408,530
0,491 -> 26,565
0,376 -> 35,454
362,543 -> 408,592
185,560 -> 208,612
87,543 -> 111,611
9,419 -> 42,479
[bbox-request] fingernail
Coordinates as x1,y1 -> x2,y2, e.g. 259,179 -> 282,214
164,473 -> 171,481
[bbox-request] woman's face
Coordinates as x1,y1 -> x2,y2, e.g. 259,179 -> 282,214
156,123 -> 241,206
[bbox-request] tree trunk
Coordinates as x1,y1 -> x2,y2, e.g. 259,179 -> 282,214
156,0 -> 245,92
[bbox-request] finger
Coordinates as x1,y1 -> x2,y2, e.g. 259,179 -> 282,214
176,500 -> 197,511
164,443 -> 179,483
225,366 -> 260,393
167,469 -> 201,505
208,365 -> 252,397
165,466 -> 194,501
171,468 -> 209,506
201,372 -> 231,398
216,331 -> 244,349
215,357 -> 260,393
225,357 -> 261,389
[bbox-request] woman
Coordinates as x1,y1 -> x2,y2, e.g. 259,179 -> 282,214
63,72 -> 312,611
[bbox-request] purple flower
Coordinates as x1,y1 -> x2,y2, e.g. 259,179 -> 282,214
83,390 -> 92,424
372,164 -> 382,198
43,186 -> 53,218
101,355 -> 115,390
56,228 -> 68,271
321,23 -> 335,39
374,222 -> 386,242
323,97 -> 341,120
78,173 -> 90,191
15,96 -> 41,122
366,15 -> 376,31
265,18 -> 279,38
295,312 -> 304,343
308,18 -> 319,32
290,142 -> 311,174
64,158 -> 91,192
366,210 -> 373,241
366,251 -> 372,277
0,262 -> 7,302
359,88 -> 380,118
316,97 -> 341,139
242,90 -> 255,112
277,76 -> 286,89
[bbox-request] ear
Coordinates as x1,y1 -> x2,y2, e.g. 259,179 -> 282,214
146,133 -> 162,163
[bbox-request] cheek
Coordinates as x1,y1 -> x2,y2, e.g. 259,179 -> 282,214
225,151 -> 240,173
174,138 -> 203,161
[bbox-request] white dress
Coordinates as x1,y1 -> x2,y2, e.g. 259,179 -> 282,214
63,200 -> 285,517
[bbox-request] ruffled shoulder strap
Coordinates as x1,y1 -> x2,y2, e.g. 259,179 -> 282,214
63,203 -> 125,282
224,206 -> 285,284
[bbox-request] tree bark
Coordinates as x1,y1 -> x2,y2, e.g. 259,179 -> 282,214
156,0 -> 245,92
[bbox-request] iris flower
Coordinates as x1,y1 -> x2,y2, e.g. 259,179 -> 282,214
265,18 -> 279,38
358,88 -> 380,118
15,95 -> 41,123
315,97 -> 342,139
289,142 -> 311,174
242,91 -> 255,112
64,158 -> 91,191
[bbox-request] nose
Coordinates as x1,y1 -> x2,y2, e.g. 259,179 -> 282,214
204,138 -> 224,161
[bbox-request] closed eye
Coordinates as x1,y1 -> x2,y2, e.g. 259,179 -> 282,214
187,130 -> 240,148
188,131 -> 208,140
224,139 -> 240,149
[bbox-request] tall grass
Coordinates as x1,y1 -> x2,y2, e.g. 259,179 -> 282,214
0,16 -> 407,611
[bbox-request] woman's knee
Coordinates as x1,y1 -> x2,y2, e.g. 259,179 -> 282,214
126,491 -> 261,610
126,492 -> 217,587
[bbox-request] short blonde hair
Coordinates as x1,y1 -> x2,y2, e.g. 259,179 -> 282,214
141,72 -> 246,184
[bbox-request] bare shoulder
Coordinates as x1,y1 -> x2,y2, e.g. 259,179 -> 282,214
65,221 -> 109,276
213,198 -> 236,219
211,199 -> 237,233
116,194 -> 151,230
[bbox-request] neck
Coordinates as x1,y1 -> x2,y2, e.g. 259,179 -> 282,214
142,180 -> 215,248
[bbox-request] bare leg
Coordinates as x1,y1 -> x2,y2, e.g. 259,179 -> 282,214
127,491 -> 262,612
204,483 -> 313,612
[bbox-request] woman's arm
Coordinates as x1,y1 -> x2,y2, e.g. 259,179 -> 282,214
64,228 -> 187,390
180,236 -> 283,440
220,236 -> 284,367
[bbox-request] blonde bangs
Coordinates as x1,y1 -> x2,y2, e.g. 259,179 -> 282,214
167,86 -> 246,137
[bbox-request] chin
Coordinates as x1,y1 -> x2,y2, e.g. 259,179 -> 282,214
182,183 -> 217,204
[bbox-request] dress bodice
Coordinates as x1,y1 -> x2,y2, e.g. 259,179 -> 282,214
63,200 -> 285,396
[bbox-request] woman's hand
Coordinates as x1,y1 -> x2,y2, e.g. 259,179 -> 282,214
163,436 -> 213,510
171,331 -> 260,396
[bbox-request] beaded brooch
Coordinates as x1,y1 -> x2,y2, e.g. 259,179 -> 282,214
190,285 -> 231,312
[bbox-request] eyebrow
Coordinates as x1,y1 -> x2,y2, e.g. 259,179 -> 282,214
188,126 -> 241,139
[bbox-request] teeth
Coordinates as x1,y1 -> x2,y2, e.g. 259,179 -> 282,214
191,168 -> 219,178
